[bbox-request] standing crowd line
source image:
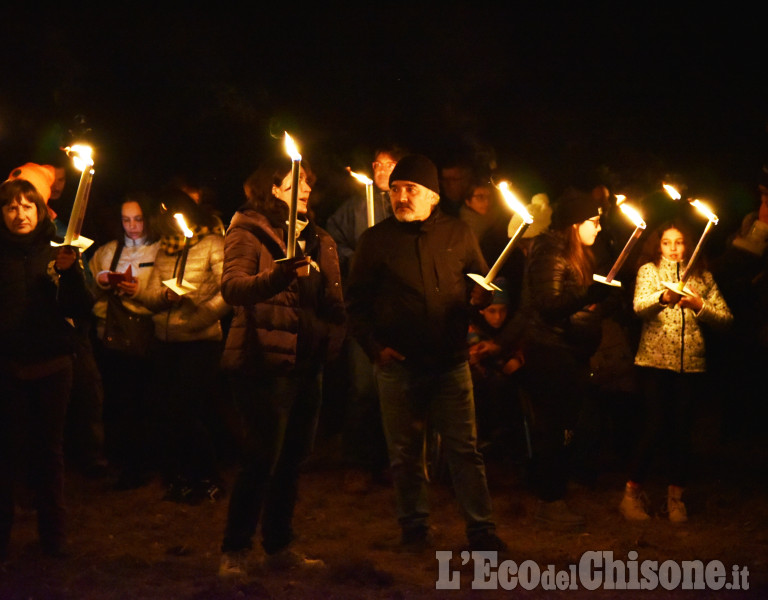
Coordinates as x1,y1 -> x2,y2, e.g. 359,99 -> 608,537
0,147 -> 766,585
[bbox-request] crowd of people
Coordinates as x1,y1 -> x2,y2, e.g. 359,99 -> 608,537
1,142 -> 766,584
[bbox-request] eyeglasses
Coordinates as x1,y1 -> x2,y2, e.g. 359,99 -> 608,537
373,161 -> 397,170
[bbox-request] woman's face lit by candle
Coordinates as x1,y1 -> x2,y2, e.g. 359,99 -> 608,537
273,167 -> 311,215
2,195 -> 38,235
660,227 -> 685,262
576,215 -> 601,246
121,201 -> 144,240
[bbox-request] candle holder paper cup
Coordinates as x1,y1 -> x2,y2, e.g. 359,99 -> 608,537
51,235 -> 94,251
592,274 -> 622,287
162,278 -> 197,296
661,280 -> 696,298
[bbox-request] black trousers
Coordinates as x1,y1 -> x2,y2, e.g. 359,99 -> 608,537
221,366 -> 322,555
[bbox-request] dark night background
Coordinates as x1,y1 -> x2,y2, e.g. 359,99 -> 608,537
1,5 -> 766,235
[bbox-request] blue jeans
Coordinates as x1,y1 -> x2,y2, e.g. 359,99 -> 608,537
375,360 -> 495,538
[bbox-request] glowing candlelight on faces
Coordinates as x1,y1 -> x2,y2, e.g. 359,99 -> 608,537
54,144 -> 95,250
347,168 -> 375,228
283,132 -> 302,259
594,196 -> 647,287
468,181 -> 534,291
162,212 -> 197,295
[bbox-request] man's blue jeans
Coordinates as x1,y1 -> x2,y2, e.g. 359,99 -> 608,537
375,360 -> 495,538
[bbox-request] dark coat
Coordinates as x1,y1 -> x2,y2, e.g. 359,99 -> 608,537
0,219 -> 92,366
517,231 -> 602,358
220,208 -> 345,374
346,208 -> 488,371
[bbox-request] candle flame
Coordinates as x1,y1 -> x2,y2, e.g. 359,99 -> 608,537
615,194 -> 626,205
284,132 -> 302,162
663,184 -> 681,200
690,199 -> 719,224
64,144 -> 94,172
347,168 -> 373,186
618,201 -> 646,229
497,181 -> 534,224
174,213 -> 194,238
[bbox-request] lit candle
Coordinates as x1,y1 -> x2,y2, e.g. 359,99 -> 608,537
57,144 -> 94,250
678,199 -> 718,289
467,181 -> 534,290
593,196 -> 646,287
347,168 -> 375,228
283,132 -> 302,259
661,187 -> 719,296
162,213 -> 197,295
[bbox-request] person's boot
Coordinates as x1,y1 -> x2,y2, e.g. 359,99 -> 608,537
667,485 -> 688,523
619,481 -> 650,521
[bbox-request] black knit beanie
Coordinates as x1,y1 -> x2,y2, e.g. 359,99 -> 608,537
389,154 -> 440,194
550,189 -> 601,230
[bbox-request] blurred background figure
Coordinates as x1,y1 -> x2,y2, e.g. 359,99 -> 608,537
137,189 -> 229,505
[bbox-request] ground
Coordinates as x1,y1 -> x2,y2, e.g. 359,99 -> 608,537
2,419 -> 767,599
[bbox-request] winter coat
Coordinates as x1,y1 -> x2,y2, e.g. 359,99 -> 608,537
516,231 -> 603,358
89,236 -> 160,337
346,208 -> 488,371
633,257 -> 733,373
220,208 -> 345,374
138,232 -> 229,342
0,219 -> 92,366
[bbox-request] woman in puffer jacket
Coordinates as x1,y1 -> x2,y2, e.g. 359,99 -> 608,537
620,220 -> 732,523
218,155 -> 345,578
137,189 -> 230,504
514,189 -> 609,528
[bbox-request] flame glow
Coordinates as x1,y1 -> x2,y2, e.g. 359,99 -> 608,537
174,213 -> 194,238
690,199 -> 719,224
497,181 -> 534,224
284,132 -> 302,162
663,184 -> 681,200
65,144 -> 94,172
347,168 -> 373,186
618,201 -> 646,229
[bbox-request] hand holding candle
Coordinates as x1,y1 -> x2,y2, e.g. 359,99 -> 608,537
283,132 -> 302,259
52,144 -> 95,251
661,187 -> 719,296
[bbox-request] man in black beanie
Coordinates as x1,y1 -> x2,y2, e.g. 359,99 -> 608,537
346,154 -> 508,554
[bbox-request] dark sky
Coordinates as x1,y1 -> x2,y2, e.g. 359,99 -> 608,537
2,6 -> 765,222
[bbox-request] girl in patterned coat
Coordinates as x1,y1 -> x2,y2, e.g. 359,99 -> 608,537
620,220 -> 733,522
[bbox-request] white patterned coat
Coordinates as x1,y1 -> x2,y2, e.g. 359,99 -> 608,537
633,257 -> 733,373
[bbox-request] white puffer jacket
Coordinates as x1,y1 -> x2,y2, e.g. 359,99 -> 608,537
633,257 -> 733,373
138,233 -> 230,342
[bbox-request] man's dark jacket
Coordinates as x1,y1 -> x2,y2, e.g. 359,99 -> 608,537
346,208 -> 487,371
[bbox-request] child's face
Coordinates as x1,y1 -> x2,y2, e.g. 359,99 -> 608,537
480,303 -> 508,329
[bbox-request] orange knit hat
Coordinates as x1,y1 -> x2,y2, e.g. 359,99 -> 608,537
6,163 -> 56,202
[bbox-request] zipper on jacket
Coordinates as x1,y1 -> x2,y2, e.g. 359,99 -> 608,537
677,262 -> 685,372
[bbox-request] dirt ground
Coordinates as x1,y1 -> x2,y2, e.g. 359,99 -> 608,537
2,412 -> 767,600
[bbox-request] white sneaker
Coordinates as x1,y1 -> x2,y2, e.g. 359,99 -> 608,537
219,550 -> 249,580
